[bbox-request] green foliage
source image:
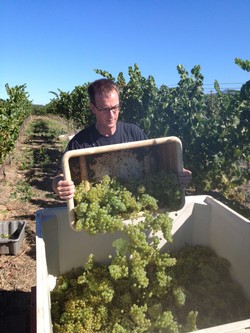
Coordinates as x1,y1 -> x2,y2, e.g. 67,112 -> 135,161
20,117 -> 68,171
25,118 -> 67,141
93,62 -> 249,197
46,60 -> 250,200
0,84 -> 32,164
10,180 -> 34,201
46,84 -> 94,130
17,148 -> 35,170
119,64 -> 160,137
31,104 -> 47,115
235,58 -> 250,72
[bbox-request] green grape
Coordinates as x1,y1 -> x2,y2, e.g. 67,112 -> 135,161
183,311 -> 198,332
156,270 -> 169,287
109,255 -> 129,280
112,322 -> 127,333
154,310 -> 179,332
140,193 -> 158,211
129,304 -> 151,329
173,286 -> 186,308
131,265 -> 149,288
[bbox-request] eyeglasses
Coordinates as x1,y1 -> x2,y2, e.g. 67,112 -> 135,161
93,103 -> 120,112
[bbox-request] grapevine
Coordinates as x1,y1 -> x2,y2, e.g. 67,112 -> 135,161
0,84 -> 32,165
47,62 -> 250,205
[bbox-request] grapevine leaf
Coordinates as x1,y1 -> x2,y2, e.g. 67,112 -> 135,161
112,238 -> 129,255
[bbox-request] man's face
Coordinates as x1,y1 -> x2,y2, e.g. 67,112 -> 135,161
90,90 -> 120,134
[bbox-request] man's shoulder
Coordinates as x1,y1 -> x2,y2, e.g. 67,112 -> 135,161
75,124 -> 96,136
67,124 -> 97,149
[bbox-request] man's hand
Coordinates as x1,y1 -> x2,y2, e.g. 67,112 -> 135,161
178,168 -> 192,188
53,174 -> 76,200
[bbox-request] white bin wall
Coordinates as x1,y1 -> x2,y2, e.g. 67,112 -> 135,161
37,207 -> 131,276
162,196 -> 250,301
204,196 -> 250,301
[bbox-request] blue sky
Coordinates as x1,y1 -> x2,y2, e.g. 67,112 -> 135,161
1,0 -> 249,105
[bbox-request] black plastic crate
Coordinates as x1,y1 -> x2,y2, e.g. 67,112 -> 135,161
0,221 -> 27,255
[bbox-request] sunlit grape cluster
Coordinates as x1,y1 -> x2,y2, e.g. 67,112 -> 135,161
74,172 -> 182,233
51,240 -> 250,333
51,223 -> 187,333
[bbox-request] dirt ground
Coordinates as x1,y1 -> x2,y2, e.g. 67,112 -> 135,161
0,116 -> 249,333
0,116 -> 68,333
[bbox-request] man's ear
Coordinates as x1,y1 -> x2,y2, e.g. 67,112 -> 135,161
90,102 -> 95,114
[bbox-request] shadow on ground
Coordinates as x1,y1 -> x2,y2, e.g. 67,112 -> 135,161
0,290 -> 31,333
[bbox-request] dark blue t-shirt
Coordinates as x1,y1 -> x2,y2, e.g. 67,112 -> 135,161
66,122 -> 148,150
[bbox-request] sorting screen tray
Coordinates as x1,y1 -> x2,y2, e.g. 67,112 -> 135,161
61,136 -> 184,229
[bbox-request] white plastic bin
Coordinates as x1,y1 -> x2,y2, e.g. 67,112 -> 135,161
36,195 -> 250,333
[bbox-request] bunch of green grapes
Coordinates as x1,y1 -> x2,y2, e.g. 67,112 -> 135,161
51,202 -> 197,333
51,195 -> 197,333
74,175 -> 159,233
74,172 -> 182,233
51,244 -> 250,332
51,174 -> 189,331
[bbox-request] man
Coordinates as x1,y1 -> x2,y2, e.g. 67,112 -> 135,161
53,78 -> 192,200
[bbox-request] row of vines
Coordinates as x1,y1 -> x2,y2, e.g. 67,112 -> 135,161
0,84 -> 32,166
47,58 -> 250,202
0,59 -> 249,204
